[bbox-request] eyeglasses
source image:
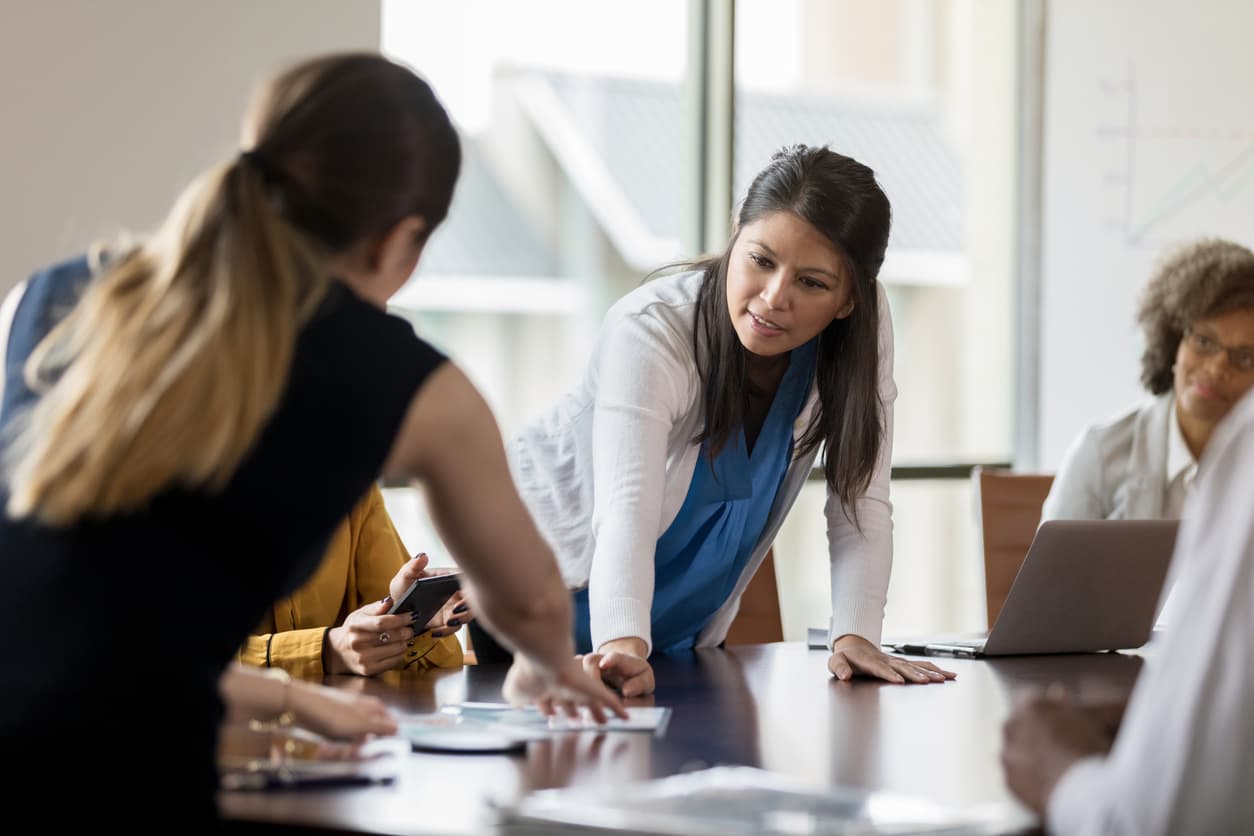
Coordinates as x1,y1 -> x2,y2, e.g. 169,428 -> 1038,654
1183,329 -> 1254,373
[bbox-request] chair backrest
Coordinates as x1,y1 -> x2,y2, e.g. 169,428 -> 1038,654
973,467 -> 1055,627
724,549 -> 784,645
463,549 -> 785,660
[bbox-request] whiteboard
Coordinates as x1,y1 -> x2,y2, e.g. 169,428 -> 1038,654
1039,0 -> 1254,466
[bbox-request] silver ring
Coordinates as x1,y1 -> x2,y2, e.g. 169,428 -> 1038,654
379,631 -> 391,644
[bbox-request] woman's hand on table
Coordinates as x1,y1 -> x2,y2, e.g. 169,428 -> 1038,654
827,634 -> 956,684
503,654 -> 628,723
581,636 -> 655,697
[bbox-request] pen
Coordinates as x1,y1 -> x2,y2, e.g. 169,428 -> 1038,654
221,770 -> 392,792
922,646 -> 979,659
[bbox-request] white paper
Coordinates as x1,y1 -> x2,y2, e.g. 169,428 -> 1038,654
448,702 -> 672,734
498,766 -> 1027,835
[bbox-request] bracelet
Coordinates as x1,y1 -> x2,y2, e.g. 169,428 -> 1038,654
248,668 -> 295,733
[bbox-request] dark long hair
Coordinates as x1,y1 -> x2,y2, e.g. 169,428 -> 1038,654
691,145 -> 891,525
8,53 -> 461,524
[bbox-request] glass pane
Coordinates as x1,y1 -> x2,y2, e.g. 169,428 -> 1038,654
736,1 -> 1018,634
734,0 -> 1017,464
381,1 -> 689,558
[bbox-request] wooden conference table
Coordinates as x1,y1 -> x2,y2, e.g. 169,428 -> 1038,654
220,643 -> 1145,834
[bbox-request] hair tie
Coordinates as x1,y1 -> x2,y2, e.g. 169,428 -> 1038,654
239,148 -> 281,184
237,148 -> 347,248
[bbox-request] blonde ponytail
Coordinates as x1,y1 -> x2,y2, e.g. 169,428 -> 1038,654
5,158 -> 327,525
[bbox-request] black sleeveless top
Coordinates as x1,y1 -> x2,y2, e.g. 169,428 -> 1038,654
0,257 -> 446,819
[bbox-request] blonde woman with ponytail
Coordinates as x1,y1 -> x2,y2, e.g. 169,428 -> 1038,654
4,273 -> 471,681
0,53 -> 622,821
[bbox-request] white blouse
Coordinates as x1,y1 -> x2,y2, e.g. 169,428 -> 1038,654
1047,389 -> 1254,835
508,270 -> 896,653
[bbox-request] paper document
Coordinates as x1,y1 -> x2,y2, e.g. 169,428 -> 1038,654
498,765 -> 1027,835
399,703 -> 672,753
451,702 -> 672,734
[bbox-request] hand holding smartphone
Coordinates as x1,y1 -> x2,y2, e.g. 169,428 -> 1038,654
388,572 -> 462,631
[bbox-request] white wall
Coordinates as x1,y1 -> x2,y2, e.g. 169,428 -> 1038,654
1038,0 -> 1254,467
0,0 -> 381,299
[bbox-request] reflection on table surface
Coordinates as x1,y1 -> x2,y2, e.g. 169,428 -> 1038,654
220,644 -> 1146,834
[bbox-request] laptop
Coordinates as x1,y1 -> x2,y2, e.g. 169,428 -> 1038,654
886,519 -> 1178,658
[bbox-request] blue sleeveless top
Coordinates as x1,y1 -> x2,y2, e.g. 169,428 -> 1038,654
574,339 -> 817,653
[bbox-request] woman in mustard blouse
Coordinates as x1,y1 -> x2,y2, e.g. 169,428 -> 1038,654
238,483 -> 468,676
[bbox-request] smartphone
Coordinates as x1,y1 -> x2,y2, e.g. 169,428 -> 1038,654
388,572 -> 461,629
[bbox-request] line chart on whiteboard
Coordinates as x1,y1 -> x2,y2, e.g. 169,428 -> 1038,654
1097,64 -> 1254,250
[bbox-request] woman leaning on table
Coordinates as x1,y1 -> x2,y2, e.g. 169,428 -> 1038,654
470,145 -> 955,694
3,289 -> 469,679
0,52 -> 621,822
1,289 -> 418,760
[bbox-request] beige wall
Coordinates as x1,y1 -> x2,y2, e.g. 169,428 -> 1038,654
0,0 -> 380,298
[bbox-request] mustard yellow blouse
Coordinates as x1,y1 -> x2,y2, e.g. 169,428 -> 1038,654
238,484 -> 462,676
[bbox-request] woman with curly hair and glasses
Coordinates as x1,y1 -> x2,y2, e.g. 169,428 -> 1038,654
1042,238 -> 1254,522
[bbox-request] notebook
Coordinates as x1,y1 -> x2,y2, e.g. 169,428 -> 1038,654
886,519 -> 1178,658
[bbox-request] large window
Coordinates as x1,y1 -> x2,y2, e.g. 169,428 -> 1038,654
738,0 -> 1019,636
383,0 -> 689,436
381,1 -> 1020,637
380,0 -> 689,567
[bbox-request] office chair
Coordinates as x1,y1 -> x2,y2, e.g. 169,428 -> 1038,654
463,549 -> 785,661
972,466 -> 1055,627
724,548 -> 784,645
